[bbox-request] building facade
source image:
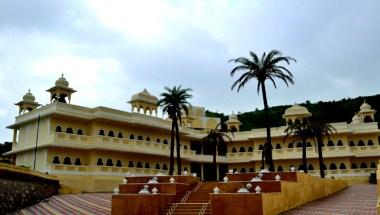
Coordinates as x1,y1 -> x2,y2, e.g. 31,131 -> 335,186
5,76 -> 380,192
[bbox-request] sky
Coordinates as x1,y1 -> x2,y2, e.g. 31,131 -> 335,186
0,0 -> 380,142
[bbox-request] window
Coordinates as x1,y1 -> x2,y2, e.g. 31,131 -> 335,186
360,162 -> 368,168
77,129 -> 83,135
128,161 -> 134,167
146,137 -> 150,142
358,140 -> 365,146
130,134 -> 135,139
97,158 -> 103,166
231,147 -> 237,153
163,139 -> 168,145
66,127 -> 73,134
339,163 -> 346,169
74,158 -> 81,165
308,164 -> 314,170
239,147 -> 246,152
63,157 -> 72,165
249,168 -> 255,172
136,161 -> 143,168
349,141 -> 355,147
298,165 -> 304,171
370,162 -> 377,168
116,160 -> 122,167
322,164 -> 327,170
240,168 -> 246,173
248,146 -> 253,152
145,163 -> 150,168
296,142 -> 302,148
156,138 -> 161,143
162,164 -> 168,170
258,145 -> 263,150
99,130 -> 105,136
106,159 -> 113,166
277,166 -> 283,172
351,163 -> 357,169
52,156 -> 60,164
329,163 -> 337,170
184,145 -> 188,150
306,142 -> 312,147
337,140 -> 343,146
155,163 -> 161,169
327,140 -> 334,146
108,131 -> 114,137
117,132 -> 123,138
138,135 -> 143,140
55,126 -> 62,132
275,144 -> 281,149
368,140 -> 374,145
288,143 -> 294,148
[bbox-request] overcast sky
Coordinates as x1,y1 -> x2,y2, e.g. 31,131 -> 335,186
0,0 -> 379,142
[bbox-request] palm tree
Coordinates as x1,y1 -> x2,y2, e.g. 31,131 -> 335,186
230,50 -> 296,171
284,118 -> 313,173
158,86 -> 192,175
202,124 -> 232,180
309,120 -> 335,178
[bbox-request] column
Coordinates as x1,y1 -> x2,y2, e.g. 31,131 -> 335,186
201,163 -> 204,181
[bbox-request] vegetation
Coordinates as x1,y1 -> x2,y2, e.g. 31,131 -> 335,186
158,86 -> 192,175
0,142 -> 12,164
229,50 -> 296,171
202,124 -> 232,180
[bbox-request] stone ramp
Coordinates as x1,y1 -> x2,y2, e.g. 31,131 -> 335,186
284,185 -> 377,215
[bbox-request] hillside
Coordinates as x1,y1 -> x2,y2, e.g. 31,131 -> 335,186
206,94 -> 380,131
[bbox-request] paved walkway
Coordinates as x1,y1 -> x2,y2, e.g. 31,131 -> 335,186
284,184 -> 377,215
12,185 -> 377,215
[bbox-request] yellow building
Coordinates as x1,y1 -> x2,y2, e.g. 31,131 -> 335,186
5,76 -> 380,192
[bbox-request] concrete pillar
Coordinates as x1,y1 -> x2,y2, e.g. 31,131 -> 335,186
201,163 -> 204,181
216,163 -> 220,181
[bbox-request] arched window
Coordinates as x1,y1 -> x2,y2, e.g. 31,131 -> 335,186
52,156 -> 60,164
308,164 -> 314,170
296,142 -> 302,148
339,163 -> 346,169
97,158 -> 103,166
128,161 -> 134,167
66,127 -> 73,134
249,167 -> 255,172
358,140 -> 365,146
231,147 -> 237,153
116,160 -> 122,167
337,140 -> 343,146
146,137 -> 150,142
360,162 -> 367,168
289,165 -> 295,171
77,129 -> 83,135
106,159 -> 113,166
239,147 -> 246,152
322,164 -> 327,170
298,165 -> 304,171
327,140 -> 334,146
240,168 -> 246,173
138,135 -> 143,140
233,168 -> 237,172
63,157 -> 72,165
288,143 -> 294,148
276,144 -> 281,149
99,130 -> 105,136
277,166 -> 283,172
74,158 -> 81,165
306,142 -> 312,147
370,162 -> 377,168
351,163 -> 357,169
378,136 -> 380,145
184,145 -> 188,150
136,161 -> 143,168
230,126 -> 237,132
248,146 -> 253,152
117,132 -> 123,138
55,126 -> 62,132
156,138 -> 161,143
130,134 -> 134,139
155,163 -> 161,169
163,139 -> 168,145
162,164 -> 168,170
368,140 -> 374,145
258,145 -> 263,150
108,131 -> 114,137
145,163 -> 150,168
349,141 -> 355,147
329,163 -> 337,170
364,115 -> 373,122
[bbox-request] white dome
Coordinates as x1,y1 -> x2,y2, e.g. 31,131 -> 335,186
22,90 -> 35,102
283,104 -> 311,117
55,74 -> 69,87
360,101 -> 371,111
130,88 -> 158,104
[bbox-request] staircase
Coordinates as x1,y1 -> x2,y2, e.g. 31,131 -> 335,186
161,182 -> 219,215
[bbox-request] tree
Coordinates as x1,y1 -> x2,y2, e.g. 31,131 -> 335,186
202,124 -> 232,180
230,50 -> 296,171
284,119 -> 313,173
309,120 -> 336,178
158,86 -> 192,175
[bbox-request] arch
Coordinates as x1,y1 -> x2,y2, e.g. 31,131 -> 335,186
370,162 -> 377,168
63,157 -> 72,165
52,156 -> 60,164
351,163 -> 357,169
156,138 -> 161,143
368,140 -> 374,145
337,140 -> 343,146
184,145 -> 188,150
74,158 -> 81,165
258,145 -> 263,150
249,167 -> 255,172
275,144 -> 281,149
308,164 -> 314,170
233,168 -> 237,172
108,131 -> 114,137
306,142 -> 312,147
298,165 -> 304,171
277,166 -> 283,172
240,168 -> 246,173
329,163 -> 337,170
66,127 -> 73,134
97,158 -> 103,166
358,140 -> 365,146
136,161 -> 143,168
289,165 -> 295,171
162,164 -> 168,170
99,130 -> 105,136
349,141 -> 355,147
146,137 -> 151,142
77,129 -> 83,135
364,115 -> 373,122
117,132 -> 123,138
130,134 -> 135,139
106,159 -> 113,166
296,142 -> 302,148
288,143 -> 294,148
339,163 -> 346,169
138,135 -> 143,140
163,139 -> 168,145
155,163 -> 161,169
128,161 -> 134,167
145,163 -> 150,168
239,147 -> 246,152
231,147 -> 237,153
360,162 -> 368,168
248,146 -> 253,152
116,160 -> 122,167
230,126 -> 237,132
322,163 -> 327,170
55,126 -> 62,132
327,140 -> 334,146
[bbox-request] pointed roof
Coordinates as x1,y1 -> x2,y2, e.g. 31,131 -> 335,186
129,88 -> 158,105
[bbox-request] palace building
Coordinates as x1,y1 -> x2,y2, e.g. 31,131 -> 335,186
5,76 -> 380,193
